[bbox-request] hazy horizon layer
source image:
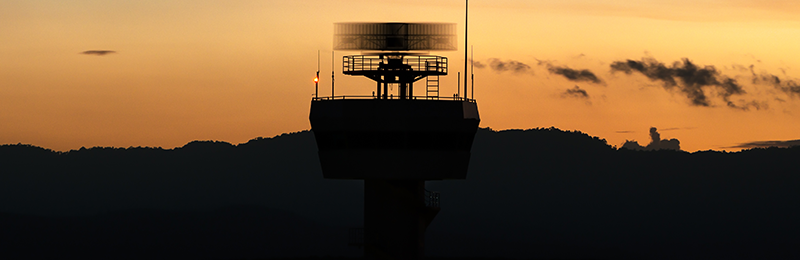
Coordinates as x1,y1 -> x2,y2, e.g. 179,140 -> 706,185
4,126 -> 798,153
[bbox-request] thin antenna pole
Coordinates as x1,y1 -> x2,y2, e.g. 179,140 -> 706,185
331,51 -> 335,97
457,72 -> 461,98
315,50 -> 320,98
471,45 -> 474,100
463,0 -> 468,100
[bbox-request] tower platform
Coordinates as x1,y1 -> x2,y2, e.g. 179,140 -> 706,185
310,97 -> 479,180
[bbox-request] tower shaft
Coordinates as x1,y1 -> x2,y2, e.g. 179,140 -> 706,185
364,180 -> 438,260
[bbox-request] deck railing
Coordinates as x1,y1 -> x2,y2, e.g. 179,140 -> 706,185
343,55 -> 448,74
313,95 -> 475,102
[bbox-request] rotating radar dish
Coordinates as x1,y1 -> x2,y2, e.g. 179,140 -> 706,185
334,22 -> 457,51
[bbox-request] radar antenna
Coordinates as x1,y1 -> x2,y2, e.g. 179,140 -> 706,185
333,22 -> 459,100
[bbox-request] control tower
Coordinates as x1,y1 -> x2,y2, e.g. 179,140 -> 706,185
309,22 -> 479,260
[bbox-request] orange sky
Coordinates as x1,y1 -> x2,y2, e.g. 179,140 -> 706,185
2,0 -> 800,152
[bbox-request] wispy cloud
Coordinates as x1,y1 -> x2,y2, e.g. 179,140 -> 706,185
81,50 -> 116,56
561,85 -> 592,105
473,57 -> 604,84
728,139 -> 800,149
472,56 -> 787,111
470,58 -> 487,70
610,57 -> 760,110
548,65 -> 604,84
562,85 -> 589,99
483,58 -> 532,74
749,64 -> 800,99
538,59 -> 604,84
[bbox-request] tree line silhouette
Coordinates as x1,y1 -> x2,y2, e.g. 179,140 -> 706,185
1,128 -> 798,259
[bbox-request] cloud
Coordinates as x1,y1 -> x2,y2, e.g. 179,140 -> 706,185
548,65 -> 604,84
616,130 -> 635,133
749,65 -> 800,98
474,58 -> 603,84
731,64 -> 751,73
471,59 -> 486,69
81,50 -> 116,56
472,58 -> 533,73
484,58 -> 532,74
648,127 -> 694,131
537,59 -> 604,84
610,57 -> 749,108
646,127 -> 681,151
621,127 -> 681,151
562,86 -> 589,99
728,139 -> 800,149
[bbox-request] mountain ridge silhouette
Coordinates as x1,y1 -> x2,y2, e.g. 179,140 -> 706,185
1,127 -> 798,259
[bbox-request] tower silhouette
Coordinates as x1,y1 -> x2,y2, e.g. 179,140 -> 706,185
309,22 -> 479,260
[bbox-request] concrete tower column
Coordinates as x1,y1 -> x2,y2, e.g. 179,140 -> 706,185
364,180 -> 439,260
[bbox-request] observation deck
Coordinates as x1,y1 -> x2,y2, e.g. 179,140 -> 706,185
343,55 -> 448,77
309,96 -> 479,180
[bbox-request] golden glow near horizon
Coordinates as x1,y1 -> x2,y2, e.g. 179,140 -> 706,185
2,0 -> 800,152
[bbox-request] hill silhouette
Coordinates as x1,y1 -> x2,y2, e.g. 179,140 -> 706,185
1,128 -> 799,259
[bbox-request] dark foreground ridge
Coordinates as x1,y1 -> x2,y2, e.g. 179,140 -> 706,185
1,128 -> 799,259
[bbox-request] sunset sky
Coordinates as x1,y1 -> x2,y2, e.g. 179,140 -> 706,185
2,0 -> 800,152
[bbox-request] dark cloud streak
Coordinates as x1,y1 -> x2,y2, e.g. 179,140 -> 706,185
538,59 -> 604,84
81,50 -> 116,56
610,57 -> 751,109
474,58 -> 604,84
484,58 -> 532,74
562,86 -> 589,99
749,65 -> 800,98
729,139 -> 800,149
472,60 -> 486,69
548,66 -> 604,84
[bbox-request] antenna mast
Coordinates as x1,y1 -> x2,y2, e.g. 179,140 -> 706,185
464,0 -> 468,99
457,72 -> 461,97
315,50 -> 320,97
